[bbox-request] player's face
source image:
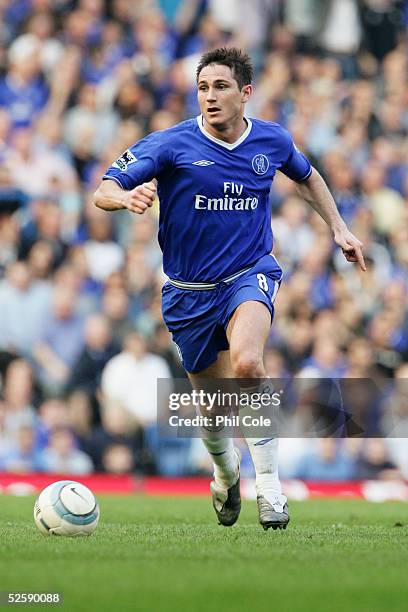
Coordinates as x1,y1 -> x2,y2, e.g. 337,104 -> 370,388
197,64 -> 252,132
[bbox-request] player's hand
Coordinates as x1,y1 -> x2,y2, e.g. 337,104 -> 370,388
333,227 -> 366,271
123,181 -> 157,214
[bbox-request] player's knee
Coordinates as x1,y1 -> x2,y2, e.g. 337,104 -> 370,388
232,351 -> 264,379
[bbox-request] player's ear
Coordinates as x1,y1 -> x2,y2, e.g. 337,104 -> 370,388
241,84 -> 252,103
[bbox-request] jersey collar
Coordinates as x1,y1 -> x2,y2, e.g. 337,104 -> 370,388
196,115 -> 252,150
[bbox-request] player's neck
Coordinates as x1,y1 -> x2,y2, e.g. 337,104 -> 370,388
202,116 -> 248,144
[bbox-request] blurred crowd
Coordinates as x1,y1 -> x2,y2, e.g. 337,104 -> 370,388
0,0 -> 407,480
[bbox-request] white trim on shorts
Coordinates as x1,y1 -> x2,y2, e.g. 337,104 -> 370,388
168,265 -> 253,291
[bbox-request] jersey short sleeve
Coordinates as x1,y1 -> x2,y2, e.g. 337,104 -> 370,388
278,129 -> 312,182
103,131 -> 171,190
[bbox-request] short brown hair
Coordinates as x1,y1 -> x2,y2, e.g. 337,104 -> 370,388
196,47 -> 253,90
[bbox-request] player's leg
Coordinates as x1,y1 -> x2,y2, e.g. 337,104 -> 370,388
162,281 -> 241,525
227,300 -> 270,378
188,351 -> 241,526
188,350 -> 238,493
227,300 -> 289,530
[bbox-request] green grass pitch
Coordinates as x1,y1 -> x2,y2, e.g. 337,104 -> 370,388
1,495 -> 407,612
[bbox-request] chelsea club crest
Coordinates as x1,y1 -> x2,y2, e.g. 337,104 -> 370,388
252,154 -> 269,175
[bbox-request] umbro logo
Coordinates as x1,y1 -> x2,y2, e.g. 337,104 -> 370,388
192,160 -> 215,166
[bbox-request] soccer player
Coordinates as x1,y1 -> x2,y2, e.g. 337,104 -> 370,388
93,48 -> 365,530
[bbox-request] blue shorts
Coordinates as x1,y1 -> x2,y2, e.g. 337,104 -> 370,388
161,254 -> 283,373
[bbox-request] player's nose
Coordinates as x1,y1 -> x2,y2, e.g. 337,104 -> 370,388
206,87 -> 216,102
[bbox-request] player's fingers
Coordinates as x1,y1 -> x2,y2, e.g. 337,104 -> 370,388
338,236 -> 362,250
134,186 -> 156,206
342,249 -> 356,261
125,201 -> 148,214
135,185 -> 156,202
142,190 -> 156,206
139,186 -> 156,198
130,193 -> 152,206
140,185 -> 156,206
342,246 -> 366,271
132,183 -> 156,199
354,245 -> 366,271
143,181 -> 157,194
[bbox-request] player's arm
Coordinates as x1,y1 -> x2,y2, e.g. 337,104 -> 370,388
296,168 -> 366,271
93,178 -> 156,214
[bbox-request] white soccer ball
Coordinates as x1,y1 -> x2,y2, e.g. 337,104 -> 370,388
33,480 -> 100,537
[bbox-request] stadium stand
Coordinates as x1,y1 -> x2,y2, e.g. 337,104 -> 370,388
0,0 -> 407,483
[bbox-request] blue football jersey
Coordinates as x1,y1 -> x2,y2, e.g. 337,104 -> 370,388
103,116 -> 312,282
